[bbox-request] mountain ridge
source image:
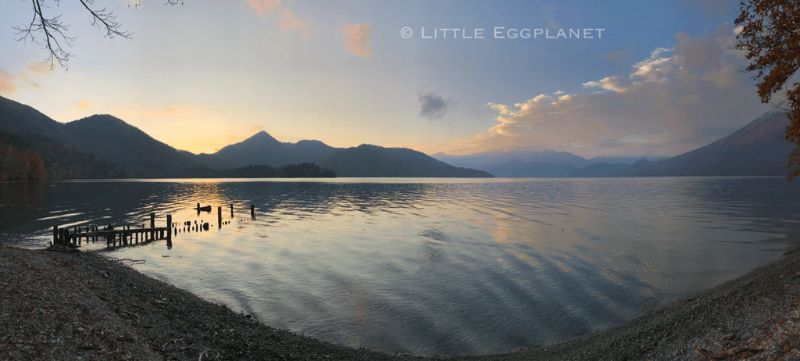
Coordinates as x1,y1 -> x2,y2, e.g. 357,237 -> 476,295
0,95 -> 491,178
1,94 -> 791,179
435,109 -> 792,178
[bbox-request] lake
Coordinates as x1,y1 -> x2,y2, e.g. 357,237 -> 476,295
1,177 -> 799,356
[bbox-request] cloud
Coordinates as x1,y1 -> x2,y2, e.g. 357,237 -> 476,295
418,92 -> 451,120
445,28 -> 769,157
26,63 -> 51,75
0,69 -> 15,94
582,76 -> 627,93
247,0 -> 280,15
246,0 -> 307,38
0,63 -> 52,95
279,9 -> 304,30
341,23 -> 373,58
75,100 -> 93,112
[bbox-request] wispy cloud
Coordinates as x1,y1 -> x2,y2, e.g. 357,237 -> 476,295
247,0 -> 280,15
418,92 -> 451,120
26,63 -> 51,75
582,76 -> 627,93
75,99 -> 93,112
279,8 -> 304,30
444,28 -> 768,157
341,23 -> 373,58
0,63 -> 52,95
0,69 -> 15,94
246,0 -> 308,38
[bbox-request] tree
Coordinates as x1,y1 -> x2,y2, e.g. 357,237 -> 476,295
8,151 -> 31,180
25,151 -> 46,180
736,0 -> 800,179
14,0 -> 182,68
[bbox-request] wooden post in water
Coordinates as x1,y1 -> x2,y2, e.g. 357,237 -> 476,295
251,204 -> 255,219
217,207 -> 222,229
150,213 -> 155,241
166,214 -> 173,247
52,226 -> 58,245
230,204 -> 234,218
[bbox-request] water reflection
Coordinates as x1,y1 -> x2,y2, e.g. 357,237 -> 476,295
1,177 -> 799,356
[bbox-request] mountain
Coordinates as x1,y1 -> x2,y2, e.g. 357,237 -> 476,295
0,96 -> 66,139
435,150 -> 663,177
0,97 -> 120,179
434,110 -> 792,178
476,160 -> 578,177
573,109 -> 793,177
0,95 -> 491,178
436,150 -> 588,168
319,144 -> 491,177
5,93 -> 786,179
63,114 -> 202,176
586,155 -> 668,164
198,131 -> 336,169
200,133 -> 491,177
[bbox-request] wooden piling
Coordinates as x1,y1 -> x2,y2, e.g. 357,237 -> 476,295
218,207 -> 222,229
150,213 -> 155,241
230,204 -> 234,218
52,226 -> 58,245
166,214 -> 172,247
251,204 -> 255,219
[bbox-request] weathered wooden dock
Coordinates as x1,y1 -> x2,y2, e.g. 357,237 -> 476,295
52,213 -> 172,248
51,203 -> 257,250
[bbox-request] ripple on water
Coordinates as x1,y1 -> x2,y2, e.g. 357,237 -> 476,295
2,177 -> 799,356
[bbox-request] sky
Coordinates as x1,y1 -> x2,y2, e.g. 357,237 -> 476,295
0,0 -> 773,157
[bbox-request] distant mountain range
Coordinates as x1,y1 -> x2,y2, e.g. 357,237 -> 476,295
197,130 -> 490,177
435,150 -> 667,177
436,109 -> 793,177
0,96 -> 490,179
576,109 -> 793,177
0,95 -> 792,179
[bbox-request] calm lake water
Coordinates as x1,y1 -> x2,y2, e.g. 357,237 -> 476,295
1,177 -> 799,356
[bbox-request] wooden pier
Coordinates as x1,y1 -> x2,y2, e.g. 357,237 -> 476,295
50,203 -> 257,250
52,213 -> 172,249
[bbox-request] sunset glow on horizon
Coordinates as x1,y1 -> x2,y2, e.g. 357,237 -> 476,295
0,0 -> 771,157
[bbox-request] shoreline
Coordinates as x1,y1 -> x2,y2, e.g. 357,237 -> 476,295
1,246 -> 798,360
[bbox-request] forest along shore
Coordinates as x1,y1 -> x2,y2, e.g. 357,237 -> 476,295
0,246 -> 799,361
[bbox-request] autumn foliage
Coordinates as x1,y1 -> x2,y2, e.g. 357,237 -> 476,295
0,140 -> 46,181
736,0 -> 800,179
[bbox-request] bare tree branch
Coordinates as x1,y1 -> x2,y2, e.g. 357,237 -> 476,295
78,0 -> 132,40
12,0 -> 182,69
13,0 -> 75,68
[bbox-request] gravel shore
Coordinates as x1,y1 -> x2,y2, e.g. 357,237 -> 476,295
1,246 -> 799,360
